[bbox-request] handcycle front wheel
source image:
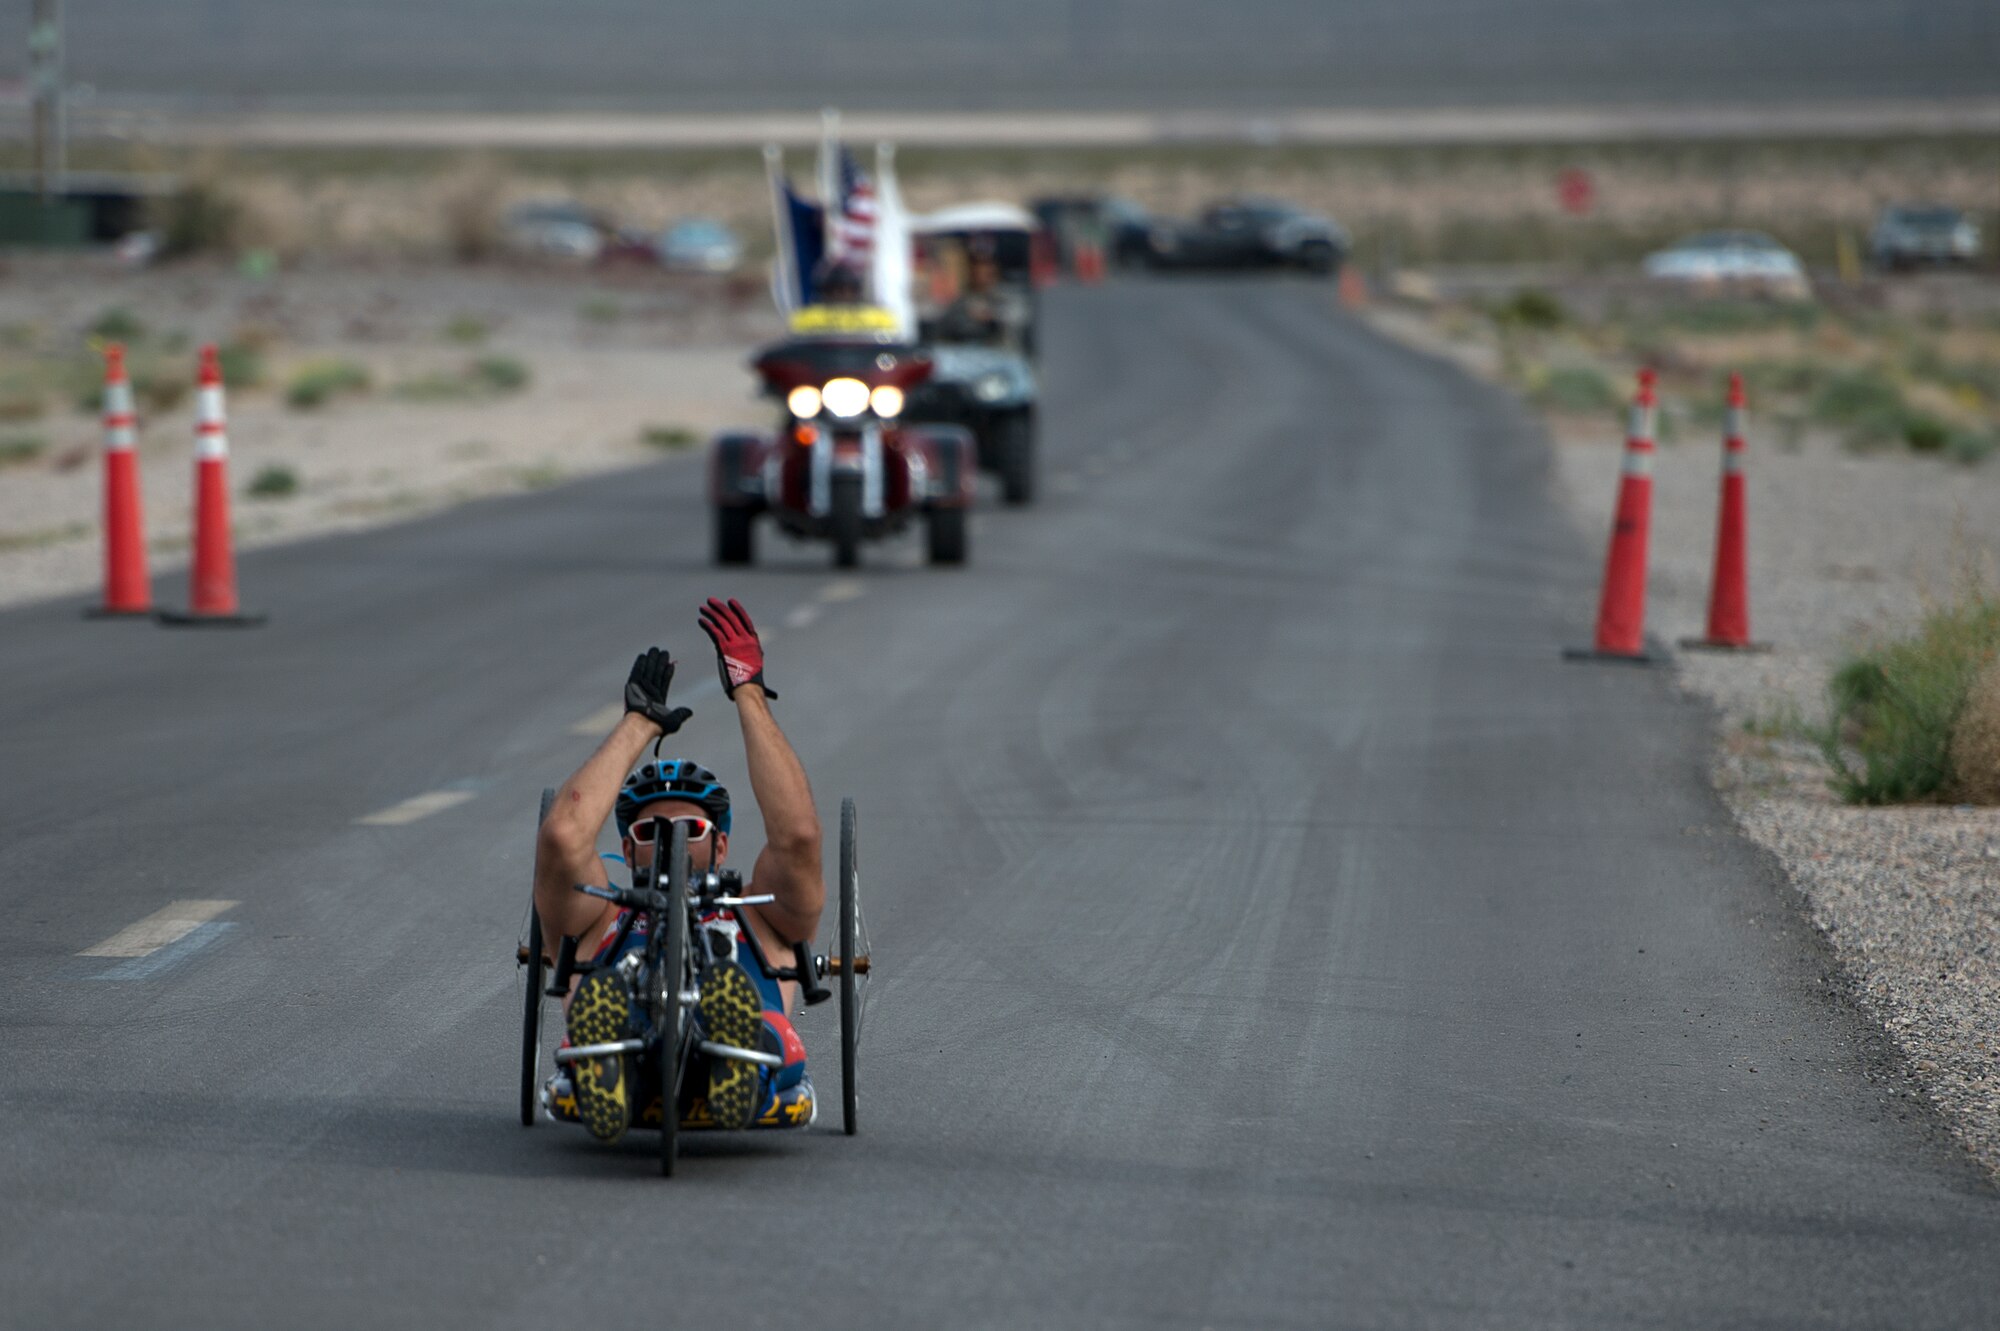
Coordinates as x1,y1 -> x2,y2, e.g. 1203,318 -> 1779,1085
518,786 -> 557,1127
656,820 -> 691,1177
837,796 -> 870,1136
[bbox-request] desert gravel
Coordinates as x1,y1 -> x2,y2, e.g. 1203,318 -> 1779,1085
0,256 -> 779,611
1372,299 -> 2000,1178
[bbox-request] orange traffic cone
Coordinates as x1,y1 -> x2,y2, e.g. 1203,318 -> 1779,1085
1565,369 -> 1657,664
1338,263 -> 1368,309
1077,238 -> 1105,284
159,345 -> 263,627
1682,372 -> 1770,652
84,343 -> 152,617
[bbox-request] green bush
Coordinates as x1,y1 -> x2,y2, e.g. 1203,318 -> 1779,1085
1817,592 -> 2000,803
1902,413 -> 1950,453
471,355 -> 530,393
443,314 -> 492,345
1494,288 -> 1565,331
246,464 -> 299,498
1948,429 -> 1998,467
0,434 -> 46,466
286,359 -> 372,410
1811,369 -> 1904,427
1654,300 -> 1819,336
392,356 -> 531,402
1530,365 -> 1619,414
0,373 -> 47,422
216,342 -> 266,389
640,424 -> 700,450
88,308 -> 147,342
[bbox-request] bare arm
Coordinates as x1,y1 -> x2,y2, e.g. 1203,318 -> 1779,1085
533,712 -> 660,952
735,686 -> 824,945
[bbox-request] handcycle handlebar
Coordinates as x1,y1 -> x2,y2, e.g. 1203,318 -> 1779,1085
574,881 -> 668,912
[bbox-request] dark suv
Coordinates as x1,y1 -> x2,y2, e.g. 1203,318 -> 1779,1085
1143,198 -> 1348,275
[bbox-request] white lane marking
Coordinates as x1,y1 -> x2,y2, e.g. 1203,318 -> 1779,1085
91,922 -> 238,981
568,675 -> 726,737
357,789 -> 477,826
81,899 -> 237,958
819,578 -> 866,604
784,603 -> 822,630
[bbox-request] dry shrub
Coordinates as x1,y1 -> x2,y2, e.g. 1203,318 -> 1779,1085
1947,657 -> 2000,804
154,154 -> 245,258
440,154 -> 506,262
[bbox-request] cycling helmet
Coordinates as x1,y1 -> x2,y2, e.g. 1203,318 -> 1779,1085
616,759 -> 732,836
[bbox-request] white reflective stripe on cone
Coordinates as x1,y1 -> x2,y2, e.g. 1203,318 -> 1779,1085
1722,445 -> 1746,475
1627,402 -> 1656,441
1725,406 -> 1745,439
1621,443 -> 1656,476
103,382 -> 137,449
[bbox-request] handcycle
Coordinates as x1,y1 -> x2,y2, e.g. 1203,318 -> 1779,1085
515,789 -> 871,1176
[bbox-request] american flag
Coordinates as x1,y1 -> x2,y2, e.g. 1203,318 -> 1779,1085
829,148 -> 875,264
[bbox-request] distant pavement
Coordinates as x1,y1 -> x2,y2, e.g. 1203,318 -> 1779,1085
40,98 -> 2000,151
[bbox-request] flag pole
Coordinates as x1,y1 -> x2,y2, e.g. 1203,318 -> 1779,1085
818,107 -> 841,256
763,144 -> 797,317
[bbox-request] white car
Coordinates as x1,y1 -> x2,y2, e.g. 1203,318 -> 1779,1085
501,201 -> 605,263
1642,231 -> 1810,297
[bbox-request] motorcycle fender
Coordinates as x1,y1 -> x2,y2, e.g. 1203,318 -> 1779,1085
709,432 -> 768,506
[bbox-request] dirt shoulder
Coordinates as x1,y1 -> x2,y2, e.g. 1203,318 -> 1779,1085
1364,285 -> 2000,1177
0,257 -> 781,611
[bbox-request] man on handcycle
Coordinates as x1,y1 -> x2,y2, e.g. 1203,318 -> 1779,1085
533,597 -> 823,1139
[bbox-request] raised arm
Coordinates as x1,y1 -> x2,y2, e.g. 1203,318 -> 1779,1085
699,598 -> 824,944
532,649 -> 690,947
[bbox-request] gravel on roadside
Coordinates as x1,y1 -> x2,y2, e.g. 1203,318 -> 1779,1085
0,257 -> 780,611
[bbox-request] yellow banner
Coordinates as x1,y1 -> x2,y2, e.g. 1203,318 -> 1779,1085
788,303 -> 900,335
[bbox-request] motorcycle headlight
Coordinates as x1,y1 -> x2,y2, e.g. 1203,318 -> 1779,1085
973,373 -> 1011,403
786,385 -> 822,418
822,377 -> 870,418
869,385 -> 905,418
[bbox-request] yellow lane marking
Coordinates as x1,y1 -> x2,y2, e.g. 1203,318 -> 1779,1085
81,899 -> 237,958
356,789 -> 477,826
819,579 -> 866,604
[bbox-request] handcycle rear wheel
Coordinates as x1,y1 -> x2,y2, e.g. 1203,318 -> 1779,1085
838,796 -> 869,1136
519,786 -> 557,1127
657,821 -> 691,1177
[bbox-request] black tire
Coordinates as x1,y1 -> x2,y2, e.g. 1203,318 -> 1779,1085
657,821 -> 690,1176
926,506 -> 968,565
520,787 -> 557,1127
839,797 -> 861,1136
714,506 -> 754,565
997,412 -> 1035,507
830,473 -> 862,569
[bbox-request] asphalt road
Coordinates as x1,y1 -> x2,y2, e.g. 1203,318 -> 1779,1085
4,280 -> 1998,1328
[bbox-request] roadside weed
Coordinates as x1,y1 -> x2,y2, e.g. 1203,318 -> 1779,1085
1816,590 -> 2000,804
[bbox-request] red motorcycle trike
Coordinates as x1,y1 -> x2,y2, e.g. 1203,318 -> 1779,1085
709,320 -> 976,568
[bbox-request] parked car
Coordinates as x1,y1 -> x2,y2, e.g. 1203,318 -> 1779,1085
657,217 -> 743,273
1641,230 -> 1811,298
1143,198 -> 1347,275
501,201 -> 605,263
1869,205 -> 1982,270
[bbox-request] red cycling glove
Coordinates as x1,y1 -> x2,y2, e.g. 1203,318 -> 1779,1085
698,597 -> 777,701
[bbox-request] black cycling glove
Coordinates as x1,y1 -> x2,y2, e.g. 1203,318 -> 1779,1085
624,648 -> 692,734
